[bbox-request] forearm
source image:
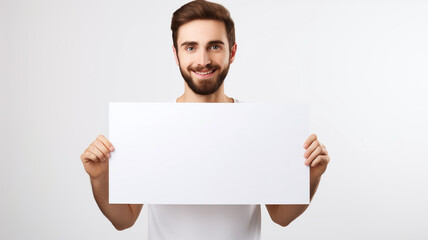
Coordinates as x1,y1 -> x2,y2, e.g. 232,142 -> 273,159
266,175 -> 321,227
90,174 -> 135,230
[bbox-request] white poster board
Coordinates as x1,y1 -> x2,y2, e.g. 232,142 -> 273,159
109,103 -> 309,204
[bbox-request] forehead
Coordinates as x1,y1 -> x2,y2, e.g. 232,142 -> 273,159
177,19 -> 228,46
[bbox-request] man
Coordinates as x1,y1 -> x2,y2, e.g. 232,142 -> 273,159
80,0 -> 330,239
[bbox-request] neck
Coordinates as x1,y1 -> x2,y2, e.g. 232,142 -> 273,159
176,83 -> 234,103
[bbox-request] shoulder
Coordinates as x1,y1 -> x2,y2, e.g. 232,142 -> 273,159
233,98 -> 243,103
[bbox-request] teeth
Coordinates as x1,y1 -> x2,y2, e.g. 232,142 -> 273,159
195,70 -> 214,75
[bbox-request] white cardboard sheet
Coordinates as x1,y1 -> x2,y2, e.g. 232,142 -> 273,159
109,102 -> 309,204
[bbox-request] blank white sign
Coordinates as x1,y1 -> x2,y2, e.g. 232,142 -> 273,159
109,102 -> 309,204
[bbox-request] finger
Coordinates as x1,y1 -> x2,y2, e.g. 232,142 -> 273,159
305,145 -> 322,166
89,145 -> 105,162
97,135 -> 114,151
92,142 -> 107,161
311,155 -> 330,167
304,139 -> 319,159
303,134 -> 317,149
94,139 -> 109,159
321,144 -> 328,155
81,151 -> 97,163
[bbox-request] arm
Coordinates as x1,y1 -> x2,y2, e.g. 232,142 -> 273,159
266,134 -> 330,227
81,135 -> 143,230
90,173 -> 143,230
266,174 -> 321,227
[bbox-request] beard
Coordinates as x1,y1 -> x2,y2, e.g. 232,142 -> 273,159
178,60 -> 230,96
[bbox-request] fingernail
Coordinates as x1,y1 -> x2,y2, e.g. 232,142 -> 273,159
110,146 -> 114,151
108,153 -> 111,158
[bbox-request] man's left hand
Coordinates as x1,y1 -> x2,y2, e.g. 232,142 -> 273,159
303,134 -> 330,178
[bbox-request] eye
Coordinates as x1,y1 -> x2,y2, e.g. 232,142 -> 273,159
210,45 -> 220,50
186,46 -> 195,51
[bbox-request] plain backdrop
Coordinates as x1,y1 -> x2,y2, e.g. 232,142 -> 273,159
1,0 -> 427,239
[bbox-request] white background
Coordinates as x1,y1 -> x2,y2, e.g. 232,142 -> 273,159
1,0 -> 427,239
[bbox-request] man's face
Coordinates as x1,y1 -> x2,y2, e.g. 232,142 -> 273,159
174,19 -> 236,95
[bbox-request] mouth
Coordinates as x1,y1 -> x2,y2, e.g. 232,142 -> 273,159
192,69 -> 216,79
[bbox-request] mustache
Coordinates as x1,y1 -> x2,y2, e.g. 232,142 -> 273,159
187,64 -> 219,72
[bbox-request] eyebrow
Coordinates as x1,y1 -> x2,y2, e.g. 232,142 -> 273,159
180,40 -> 225,47
207,40 -> 225,46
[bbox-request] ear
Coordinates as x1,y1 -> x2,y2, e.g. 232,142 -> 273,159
172,45 -> 179,66
229,42 -> 237,64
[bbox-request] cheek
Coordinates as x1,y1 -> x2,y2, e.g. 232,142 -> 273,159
221,55 -> 231,67
221,51 -> 232,64
178,56 -> 191,69
211,53 -> 229,67
178,54 -> 196,67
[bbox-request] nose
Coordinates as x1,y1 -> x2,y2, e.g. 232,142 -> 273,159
197,49 -> 211,66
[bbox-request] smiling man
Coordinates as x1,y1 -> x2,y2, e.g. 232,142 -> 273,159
174,18 -> 235,99
80,1 -> 330,239
172,1 -> 237,103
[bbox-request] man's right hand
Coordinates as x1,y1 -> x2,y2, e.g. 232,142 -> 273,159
80,135 -> 115,179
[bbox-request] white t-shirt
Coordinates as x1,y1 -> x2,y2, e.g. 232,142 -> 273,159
148,98 -> 261,240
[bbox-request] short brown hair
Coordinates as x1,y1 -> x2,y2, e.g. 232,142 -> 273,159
171,0 -> 235,52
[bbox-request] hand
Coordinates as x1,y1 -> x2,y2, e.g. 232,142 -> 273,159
80,135 -> 115,180
303,134 -> 330,178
